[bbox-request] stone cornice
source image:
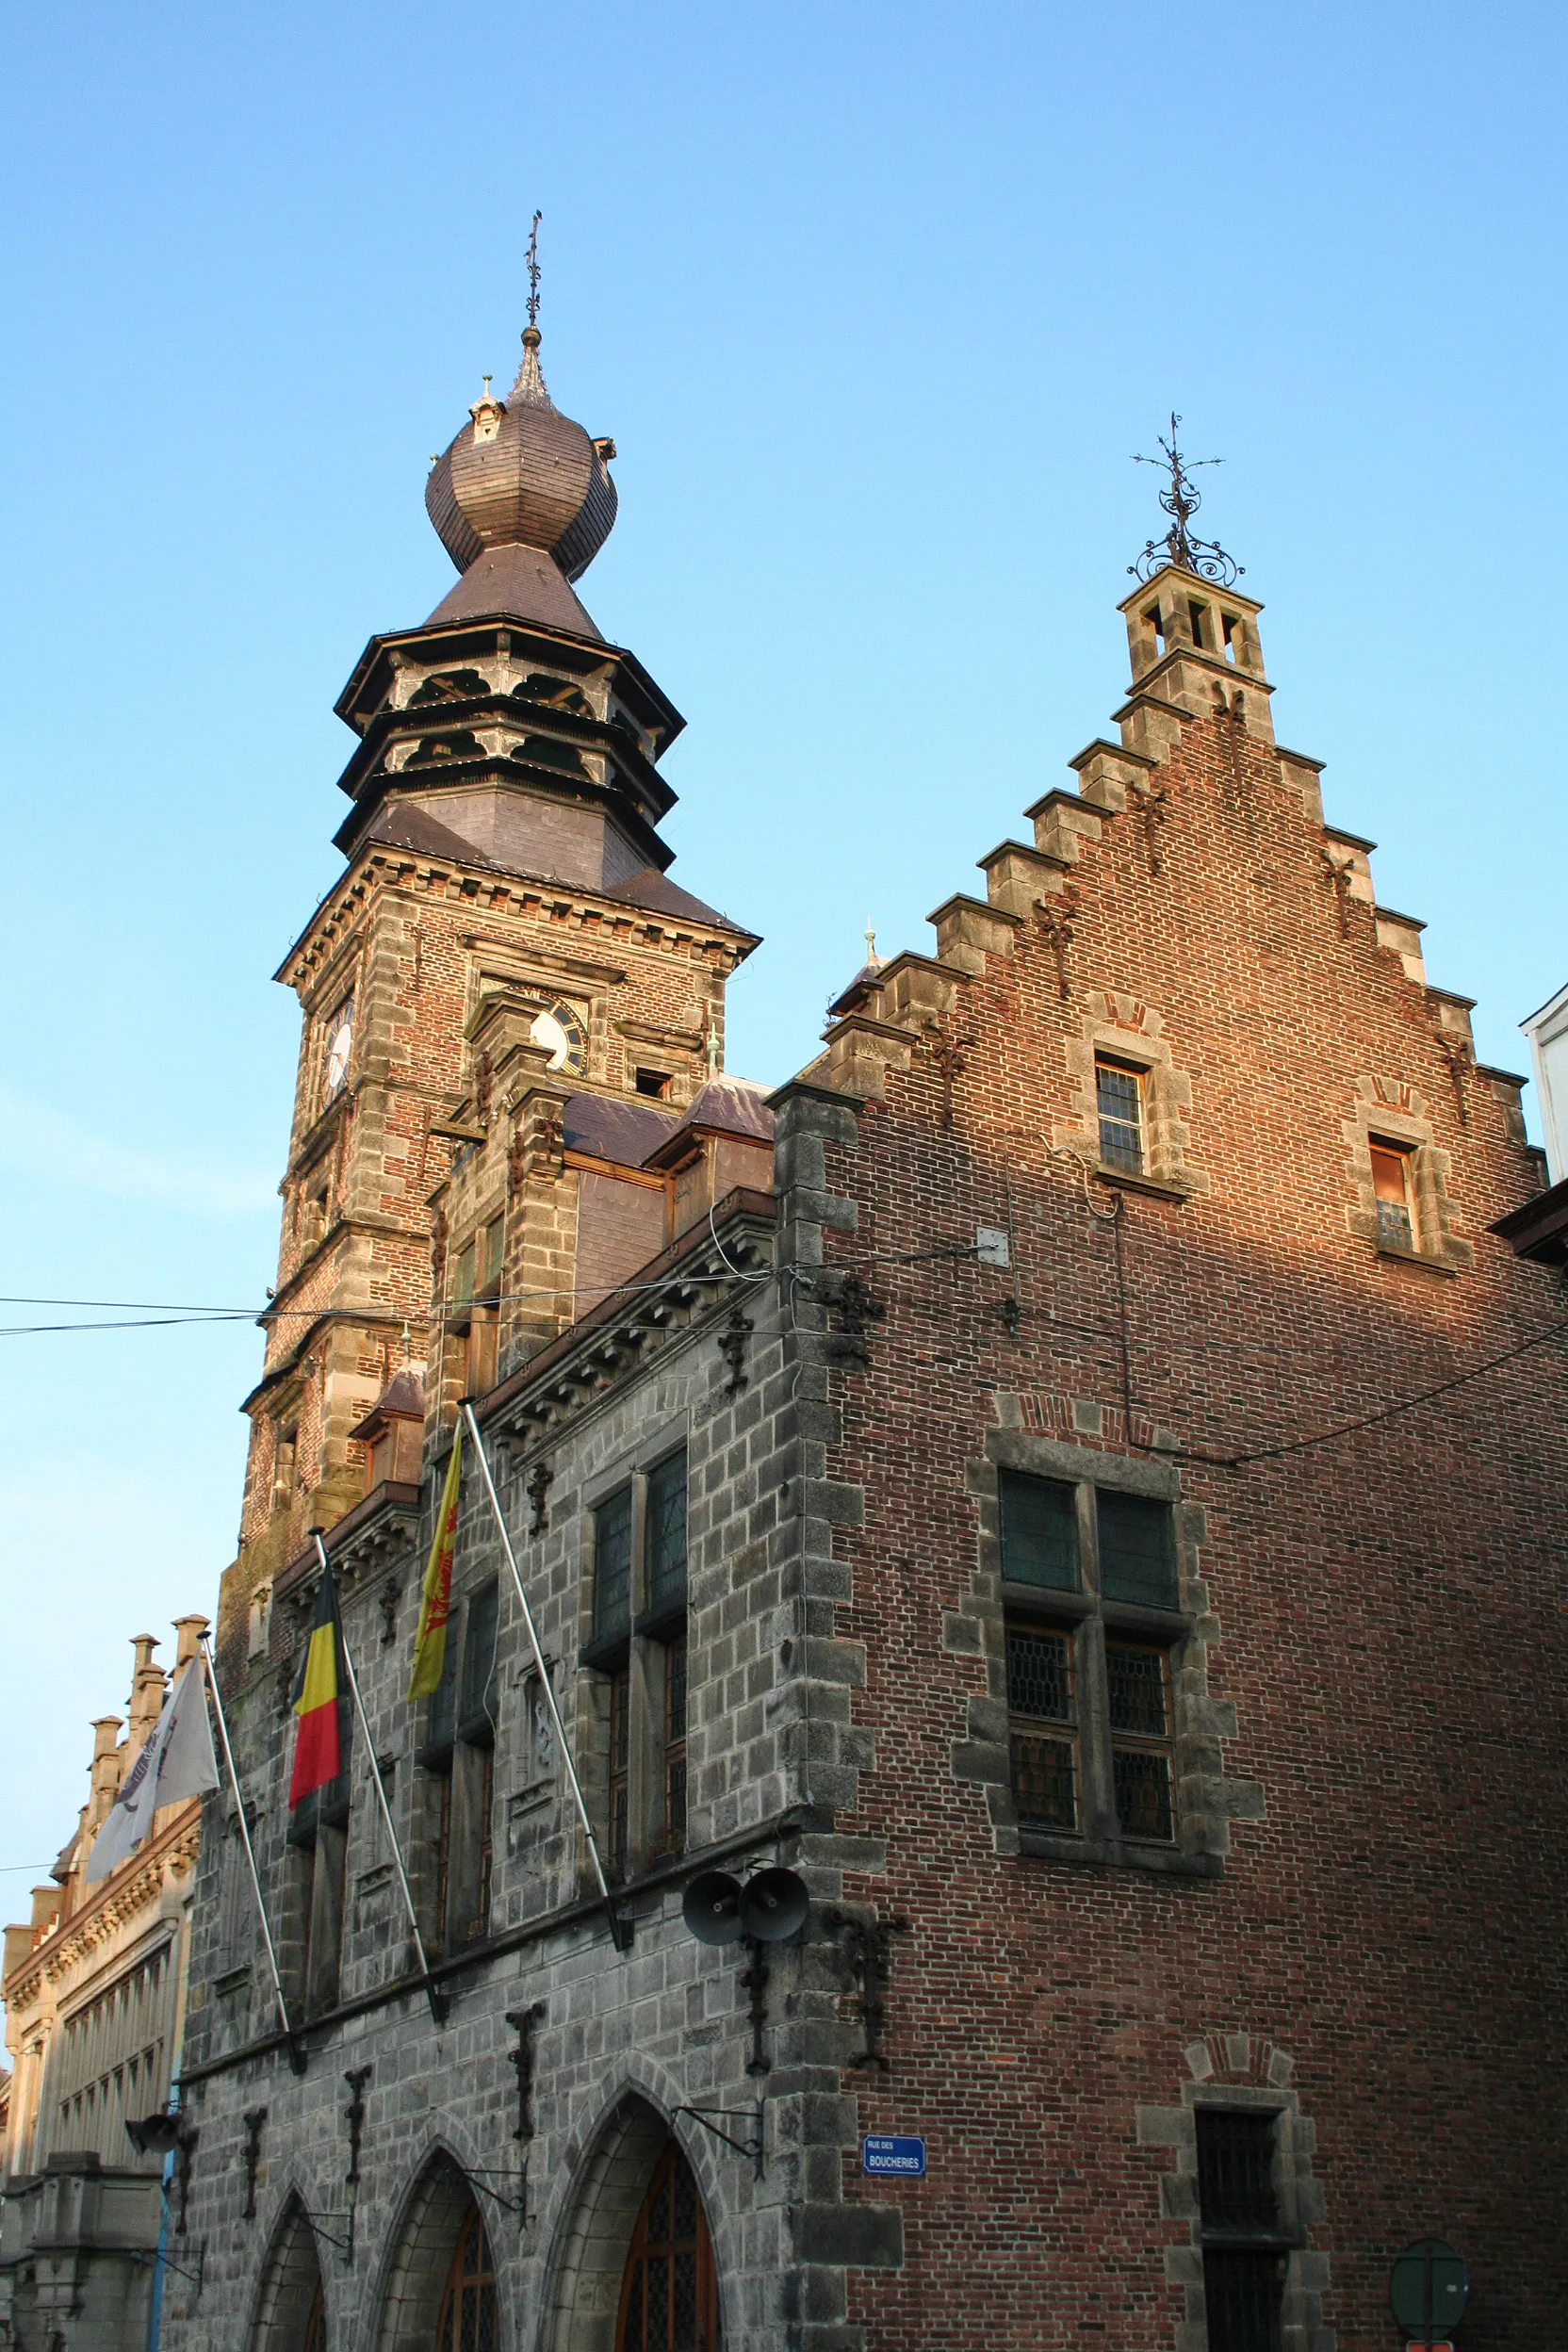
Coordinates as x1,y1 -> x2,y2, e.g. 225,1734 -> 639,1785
478,1187 -> 776,1447
3,1805 -> 200,2012
275,842 -> 756,996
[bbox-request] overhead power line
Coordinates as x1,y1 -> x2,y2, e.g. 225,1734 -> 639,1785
1176,1315 -> 1568,1471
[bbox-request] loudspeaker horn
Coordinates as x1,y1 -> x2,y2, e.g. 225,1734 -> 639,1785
682,1870 -> 744,1945
739,1866 -> 809,1943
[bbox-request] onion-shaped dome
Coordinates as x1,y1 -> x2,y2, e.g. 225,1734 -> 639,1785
425,328 -> 617,583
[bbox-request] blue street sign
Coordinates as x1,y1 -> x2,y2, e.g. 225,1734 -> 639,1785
862,2135 -> 926,2178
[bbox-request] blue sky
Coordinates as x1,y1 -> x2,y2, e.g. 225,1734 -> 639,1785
2,3 -> 1563,1890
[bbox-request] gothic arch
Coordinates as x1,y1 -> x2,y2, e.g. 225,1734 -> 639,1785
539,2089 -> 729,2352
371,2145 -> 500,2352
248,2192 -> 327,2351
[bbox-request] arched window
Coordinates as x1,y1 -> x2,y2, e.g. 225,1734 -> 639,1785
615,2144 -> 719,2352
436,2205 -> 497,2352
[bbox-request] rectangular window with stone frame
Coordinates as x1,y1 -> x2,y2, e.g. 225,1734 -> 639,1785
283,1700 -> 351,2017
418,1582 -> 499,1950
1000,1466 -> 1193,1867
580,1443 -> 691,1882
639,1448 -> 689,1858
583,1484 -> 634,1877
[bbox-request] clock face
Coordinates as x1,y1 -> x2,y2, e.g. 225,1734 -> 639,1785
528,998 -> 588,1075
323,997 -> 354,1096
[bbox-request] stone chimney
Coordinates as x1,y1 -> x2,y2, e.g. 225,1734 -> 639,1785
172,1614 -> 209,1671
126,1636 -> 165,1756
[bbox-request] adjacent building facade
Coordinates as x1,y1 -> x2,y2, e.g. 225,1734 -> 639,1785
2,1619 -> 208,2350
159,333 -> 1566,2352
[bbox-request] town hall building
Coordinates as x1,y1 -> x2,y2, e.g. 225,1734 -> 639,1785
155,318 -> 1565,2352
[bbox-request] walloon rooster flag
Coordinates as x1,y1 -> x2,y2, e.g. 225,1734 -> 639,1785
407,1425 -> 463,1701
288,1558 -> 345,1805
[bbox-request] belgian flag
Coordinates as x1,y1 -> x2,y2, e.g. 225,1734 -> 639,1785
288,1557 -> 344,1807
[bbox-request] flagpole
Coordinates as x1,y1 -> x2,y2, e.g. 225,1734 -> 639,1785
198,1635 -> 304,2068
461,1401 -> 628,1952
311,1534 -> 449,2026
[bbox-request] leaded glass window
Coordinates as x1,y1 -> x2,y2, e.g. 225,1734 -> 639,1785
609,1667 -> 629,1880
999,1472 -> 1080,1591
1107,1639 -> 1174,1841
1096,1055 -> 1144,1173
459,1582 -> 499,1734
1000,1464 -> 1188,1854
1098,1491 -> 1178,1609
663,1636 -> 688,1854
1006,1626 -> 1077,1831
595,1487 -> 633,1645
615,2143 -> 719,2352
645,1451 -> 688,1617
436,2205 -> 498,2352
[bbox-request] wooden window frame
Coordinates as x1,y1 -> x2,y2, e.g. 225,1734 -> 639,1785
1368,1135 -> 1416,1253
422,1584 -> 499,1951
436,2203 -> 497,2352
581,1438 -> 692,1880
1000,1469 -> 1190,1870
614,2141 -> 720,2352
1095,1053 -> 1147,1176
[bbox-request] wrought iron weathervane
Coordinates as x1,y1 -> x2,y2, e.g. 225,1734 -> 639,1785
1129,413 -> 1243,587
527,210 -> 543,330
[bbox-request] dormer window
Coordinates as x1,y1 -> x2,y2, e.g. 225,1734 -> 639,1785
634,1069 -> 672,1100
469,377 -> 504,444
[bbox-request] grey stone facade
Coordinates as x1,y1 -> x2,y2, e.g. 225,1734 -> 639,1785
168,1090 -> 890,2352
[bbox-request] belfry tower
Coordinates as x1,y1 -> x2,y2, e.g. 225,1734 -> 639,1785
220,314 -> 759,1678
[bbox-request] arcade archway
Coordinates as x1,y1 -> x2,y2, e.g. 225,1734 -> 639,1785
375,2151 -> 497,2352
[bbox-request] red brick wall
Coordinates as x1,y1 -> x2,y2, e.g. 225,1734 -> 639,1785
813,688 -> 1565,2347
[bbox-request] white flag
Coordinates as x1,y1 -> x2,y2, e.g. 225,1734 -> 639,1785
85,1658 -> 220,1883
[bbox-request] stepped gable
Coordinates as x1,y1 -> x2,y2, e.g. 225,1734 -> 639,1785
812,559 -> 1511,1196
